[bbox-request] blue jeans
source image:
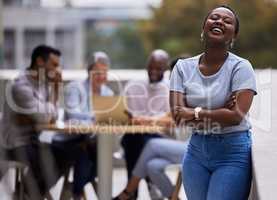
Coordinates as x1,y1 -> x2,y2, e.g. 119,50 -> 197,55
121,134 -> 161,178
182,131 -> 252,200
52,136 -> 97,196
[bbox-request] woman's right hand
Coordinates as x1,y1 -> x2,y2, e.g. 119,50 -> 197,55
47,69 -> 62,84
173,106 -> 195,125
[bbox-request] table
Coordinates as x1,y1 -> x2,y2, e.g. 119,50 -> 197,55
37,124 -> 168,200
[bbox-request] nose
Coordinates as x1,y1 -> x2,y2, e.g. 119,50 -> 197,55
214,18 -> 224,25
100,73 -> 107,81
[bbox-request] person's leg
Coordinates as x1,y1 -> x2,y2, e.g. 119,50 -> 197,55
132,138 -> 186,179
182,154 -> 211,200
207,131 -> 252,200
73,149 -> 94,196
146,158 -> 172,198
207,165 -> 252,200
115,136 -> 157,199
131,138 -> 157,179
87,136 -> 97,179
113,175 -> 141,200
116,158 -> 171,198
118,135 -> 147,199
38,143 -> 63,192
52,138 -> 93,197
51,139 -> 80,176
121,135 -> 145,179
121,134 -> 159,178
182,134 -> 211,200
12,144 -> 46,200
118,138 -> 186,199
72,135 -> 99,197
115,134 -> 160,199
144,138 -> 187,163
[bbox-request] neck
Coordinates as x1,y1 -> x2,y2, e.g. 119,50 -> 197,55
92,82 -> 101,95
203,48 -> 228,66
27,67 -> 40,82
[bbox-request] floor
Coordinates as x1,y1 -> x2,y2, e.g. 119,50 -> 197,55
0,167 -> 187,200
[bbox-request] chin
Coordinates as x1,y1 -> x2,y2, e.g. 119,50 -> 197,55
206,38 -> 226,48
150,79 -> 161,83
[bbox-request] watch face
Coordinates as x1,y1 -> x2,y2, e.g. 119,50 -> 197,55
196,107 -> 202,112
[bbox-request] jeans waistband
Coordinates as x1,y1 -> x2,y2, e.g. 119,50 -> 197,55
193,130 -> 250,137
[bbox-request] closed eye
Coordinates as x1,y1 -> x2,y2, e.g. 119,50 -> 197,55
224,18 -> 233,24
210,14 -> 220,20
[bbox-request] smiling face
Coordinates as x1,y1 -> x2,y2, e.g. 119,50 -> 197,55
203,7 -> 237,48
44,53 -> 60,73
147,58 -> 166,83
147,49 -> 169,83
89,62 -> 109,87
36,53 -> 61,82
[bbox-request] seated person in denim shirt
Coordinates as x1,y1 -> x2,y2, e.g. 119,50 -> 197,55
52,51 -> 113,200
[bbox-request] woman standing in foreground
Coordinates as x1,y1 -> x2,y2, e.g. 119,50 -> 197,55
170,5 -> 257,200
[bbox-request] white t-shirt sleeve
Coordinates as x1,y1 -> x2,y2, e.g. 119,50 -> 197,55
170,60 -> 185,93
231,60 -> 257,95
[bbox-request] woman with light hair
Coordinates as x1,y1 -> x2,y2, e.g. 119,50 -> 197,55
53,51 -> 113,200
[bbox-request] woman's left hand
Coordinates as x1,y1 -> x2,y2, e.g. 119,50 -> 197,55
224,95 -> 236,109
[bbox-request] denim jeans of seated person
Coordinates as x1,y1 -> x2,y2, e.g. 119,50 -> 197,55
182,131 -> 252,200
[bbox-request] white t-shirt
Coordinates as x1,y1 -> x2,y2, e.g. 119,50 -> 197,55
170,52 -> 257,134
124,79 -> 170,117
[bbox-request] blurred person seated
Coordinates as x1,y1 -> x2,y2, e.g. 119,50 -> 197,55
114,134 -> 188,200
52,51 -> 113,199
121,49 -> 171,198
0,45 -> 63,199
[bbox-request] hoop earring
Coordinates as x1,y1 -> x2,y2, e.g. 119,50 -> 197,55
200,32 -> 204,42
230,39 -> 235,48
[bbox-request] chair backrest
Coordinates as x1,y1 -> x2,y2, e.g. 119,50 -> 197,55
0,112 -> 5,160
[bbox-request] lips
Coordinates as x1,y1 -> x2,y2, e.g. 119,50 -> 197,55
211,27 -> 224,35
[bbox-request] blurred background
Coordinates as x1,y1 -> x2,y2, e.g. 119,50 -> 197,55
1,0 -> 277,70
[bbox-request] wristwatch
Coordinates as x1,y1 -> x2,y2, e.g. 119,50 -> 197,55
194,107 -> 202,120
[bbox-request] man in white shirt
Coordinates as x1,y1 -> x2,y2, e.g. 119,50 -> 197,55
121,49 -> 170,197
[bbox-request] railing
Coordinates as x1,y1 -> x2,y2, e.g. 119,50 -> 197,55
249,127 -> 277,200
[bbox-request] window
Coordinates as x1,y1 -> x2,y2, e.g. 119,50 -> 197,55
24,29 -> 46,66
3,30 -> 15,69
55,29 -> 75,69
